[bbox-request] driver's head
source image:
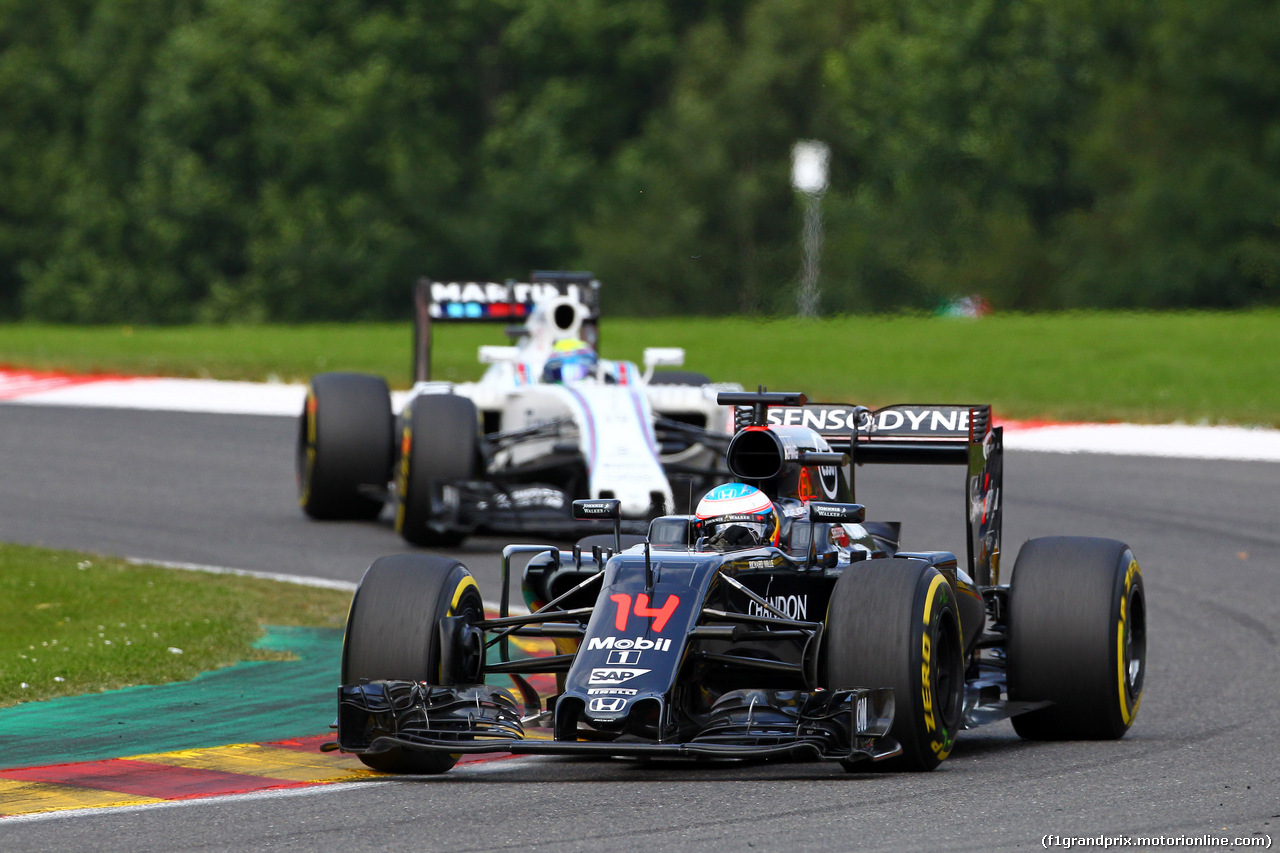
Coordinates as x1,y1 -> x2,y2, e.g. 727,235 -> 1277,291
695,483 -> 779,551
541,338 -> 597,383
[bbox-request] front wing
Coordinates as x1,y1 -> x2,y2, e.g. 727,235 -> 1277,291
335,681 -> 900,764
434,479 -> 653,537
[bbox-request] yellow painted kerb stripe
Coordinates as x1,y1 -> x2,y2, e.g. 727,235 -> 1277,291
129,743 -> 376,783
0,778 -> 162,817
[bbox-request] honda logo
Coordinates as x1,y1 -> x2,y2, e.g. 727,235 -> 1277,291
589,697 -> 627,713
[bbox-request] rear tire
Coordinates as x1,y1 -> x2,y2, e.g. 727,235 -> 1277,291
1008,537 -> 1146,740
297,372 -> 393,520
395,394 -> 479,547
825,558 -> 964,771
342,554 -> 484,773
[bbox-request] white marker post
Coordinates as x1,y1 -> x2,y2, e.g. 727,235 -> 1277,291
792,140 -> 829,318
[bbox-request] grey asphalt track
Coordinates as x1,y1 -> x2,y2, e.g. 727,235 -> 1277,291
1,403 -> 1278,851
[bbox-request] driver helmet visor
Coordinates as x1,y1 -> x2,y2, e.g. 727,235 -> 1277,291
714,520 -> 772,542
557,358 -> 595,382
701,513 -> 779,548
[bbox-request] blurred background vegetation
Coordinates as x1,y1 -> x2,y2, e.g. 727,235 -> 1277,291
1,0 -> 1277,323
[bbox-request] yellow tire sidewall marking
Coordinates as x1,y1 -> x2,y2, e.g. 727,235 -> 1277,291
450,574 -> 479,614
1116,558 -> 1142,726
394,423 -> 411,531
299,390 -> 317,508
445,571 -> 480,761
921,573 -> 953,760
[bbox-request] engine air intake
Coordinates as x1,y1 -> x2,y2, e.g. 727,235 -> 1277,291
726,429 -> 785,481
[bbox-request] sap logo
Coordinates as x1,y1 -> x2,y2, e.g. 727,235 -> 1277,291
748,595 -> 808,620
588,697 -> 627,713
588,667 -> 651,685
586,636 -> 673,652
607,650 -> 642,666
587,688 -> 638,696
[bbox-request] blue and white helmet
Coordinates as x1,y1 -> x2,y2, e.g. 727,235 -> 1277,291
695,483 -> 779,550
541,338 -> 597,384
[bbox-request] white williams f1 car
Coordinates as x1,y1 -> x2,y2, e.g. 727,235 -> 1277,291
297,271 -> 740,545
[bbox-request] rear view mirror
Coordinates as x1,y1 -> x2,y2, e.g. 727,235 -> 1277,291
642,347 -> 685,383
572,499 -> 621,520
478,345 -> 521,364
643,347 -> 685,369
807,502 -> 866,524
573,499 -> 623,552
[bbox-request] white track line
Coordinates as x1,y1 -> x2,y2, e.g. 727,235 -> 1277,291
6,376 -> 308,416
1001,421 -> 1280,461
124,557 -> 358,592
122,556 -> 516,615
3,370 -> 1278,461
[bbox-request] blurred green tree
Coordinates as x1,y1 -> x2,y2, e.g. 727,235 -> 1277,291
1,0 -> 1277,321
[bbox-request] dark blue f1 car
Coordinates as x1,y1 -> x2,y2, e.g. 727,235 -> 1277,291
333,390 -> 1147,773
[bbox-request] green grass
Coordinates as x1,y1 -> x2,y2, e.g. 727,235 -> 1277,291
0,322 -> 416,383
0,543 -> 351,708
1,310 -> 1277,425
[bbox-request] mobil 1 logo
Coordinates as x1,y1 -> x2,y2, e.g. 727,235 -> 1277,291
606,650 -> 642,666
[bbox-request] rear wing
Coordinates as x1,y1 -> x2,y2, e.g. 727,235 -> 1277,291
753,403 -> 989,463
413,271 -> 601,382
729,395 -> 1003,586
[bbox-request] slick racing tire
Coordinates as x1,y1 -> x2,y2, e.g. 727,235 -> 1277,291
648,370 -> 712,387
825,558 -> 964,772
395,394 -> 479,547
342,554 -> 484,773
1008,537 -> 1146,740
297,372 -> 393,520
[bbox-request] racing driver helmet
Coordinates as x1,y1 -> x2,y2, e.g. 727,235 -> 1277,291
695,483 -> 780,551
541,338 -> 598,383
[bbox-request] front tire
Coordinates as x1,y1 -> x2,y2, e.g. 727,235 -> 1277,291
297,372 -> 393,520
825,558 -> 964,771
1008,537 -> 1146,740
342,554 -> 484,773
395,394 -> 480,547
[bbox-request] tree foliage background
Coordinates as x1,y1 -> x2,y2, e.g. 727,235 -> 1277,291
1,0 -> 1277,322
